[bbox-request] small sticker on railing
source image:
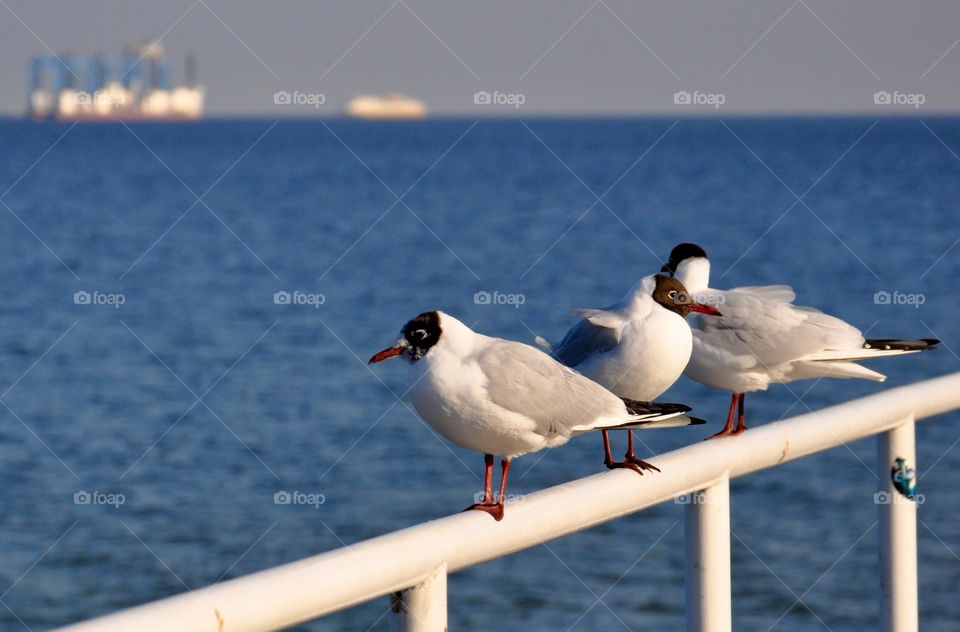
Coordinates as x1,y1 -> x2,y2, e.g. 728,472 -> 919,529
891,457 -> 918,500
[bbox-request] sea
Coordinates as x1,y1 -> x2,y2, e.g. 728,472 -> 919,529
0,117 -> 957,630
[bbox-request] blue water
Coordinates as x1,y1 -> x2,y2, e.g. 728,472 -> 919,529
0,117 -> 957,630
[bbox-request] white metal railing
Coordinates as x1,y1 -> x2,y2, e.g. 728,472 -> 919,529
55,372 -> 960,632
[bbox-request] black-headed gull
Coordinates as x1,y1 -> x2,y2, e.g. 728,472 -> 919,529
662,242 -> 939,438
370,310 -> 703,520
536,274 -> 721,470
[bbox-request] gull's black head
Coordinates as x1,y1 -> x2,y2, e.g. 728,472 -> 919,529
661,243 -> 708,274
401,311 -> 442,361
652,274 -> 722,318
369,311 -> 443,365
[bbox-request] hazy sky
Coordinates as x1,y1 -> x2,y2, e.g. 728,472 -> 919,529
3,0 -> 960,116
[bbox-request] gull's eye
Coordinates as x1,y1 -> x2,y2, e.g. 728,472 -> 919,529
414,329 -> 427,340
668,290 -> 678,300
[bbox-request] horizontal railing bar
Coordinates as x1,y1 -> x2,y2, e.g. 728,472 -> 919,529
55,371 -> 960,632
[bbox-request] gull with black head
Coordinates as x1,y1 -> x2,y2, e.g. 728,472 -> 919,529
537,274 -> 721,471
370,311 -> 703,520
662,242 -> 940,438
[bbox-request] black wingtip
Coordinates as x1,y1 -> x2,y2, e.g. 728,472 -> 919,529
688,416 -> 707,426
864,338 -> 941,351
620,398 -> 692,416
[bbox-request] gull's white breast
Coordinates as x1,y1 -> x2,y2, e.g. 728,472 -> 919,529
406,347 -> 551,458
575,307 -> 693,401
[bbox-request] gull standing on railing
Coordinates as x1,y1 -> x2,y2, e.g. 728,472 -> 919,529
661,242 -> 940,438
536,274 -> 721,469
370,310 -> 704,520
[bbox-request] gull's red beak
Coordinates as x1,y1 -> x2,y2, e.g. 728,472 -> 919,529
369,343 -> 406,364
690,303 -> 722,317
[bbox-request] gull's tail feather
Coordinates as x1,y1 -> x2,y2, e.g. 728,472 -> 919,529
802,338 -> 940,364
620,399 -> 691,417
620,414 -> 707,429
609,414 -> 706,430
575,401 -> 703,433
616,400 -> 705,429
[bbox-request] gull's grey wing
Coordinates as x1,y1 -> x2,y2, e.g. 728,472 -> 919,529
690,289 -> 864,369
477,339 -> 625,438
548,316 -> 621,369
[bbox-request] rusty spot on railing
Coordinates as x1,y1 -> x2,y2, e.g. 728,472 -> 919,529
778,440 -> 790,464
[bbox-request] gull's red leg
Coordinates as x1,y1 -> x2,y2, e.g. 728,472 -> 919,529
604,430 -> 655,475
466,455 -> 510,521
481,453 -> 494,503
602,430 -> 614,467
623,430 -> 660,473
707,393 -> 741,440
734,392 -> 747,434
496,459 -> 511,513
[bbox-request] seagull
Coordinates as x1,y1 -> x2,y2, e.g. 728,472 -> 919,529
369,310 -> 703,520
536,274 -> 721,471
661,243 -> 940,438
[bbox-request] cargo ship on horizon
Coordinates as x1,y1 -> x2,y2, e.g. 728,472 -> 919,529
343,94 -> 427,120
28,41 -> 204,122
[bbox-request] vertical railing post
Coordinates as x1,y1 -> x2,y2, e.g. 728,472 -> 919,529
685,476 -> 732,632
388,563 -> 447,632
878,416 -> 919,632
